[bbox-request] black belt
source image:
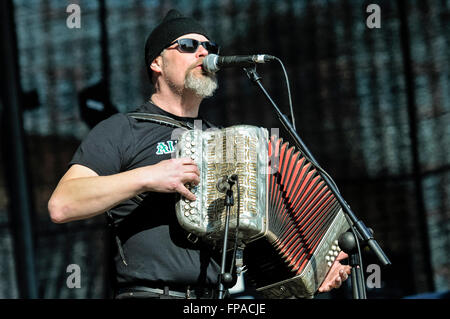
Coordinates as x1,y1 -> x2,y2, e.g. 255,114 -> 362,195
115,285 -> 219,299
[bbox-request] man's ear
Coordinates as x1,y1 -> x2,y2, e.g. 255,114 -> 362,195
150,55 -> 163,74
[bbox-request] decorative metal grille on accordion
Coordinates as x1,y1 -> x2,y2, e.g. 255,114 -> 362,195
175,125 -> 350,298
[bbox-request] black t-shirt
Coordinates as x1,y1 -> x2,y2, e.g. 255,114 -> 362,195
69,102 -> 221,288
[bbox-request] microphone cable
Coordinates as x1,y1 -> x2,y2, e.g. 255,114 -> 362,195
274,57 -> 296,131
269,56 -> 343,195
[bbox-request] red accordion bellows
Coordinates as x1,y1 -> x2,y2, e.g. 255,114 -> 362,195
245,135 -> 342,290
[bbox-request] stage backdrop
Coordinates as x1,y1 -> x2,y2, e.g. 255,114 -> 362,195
0,0 -> 448,298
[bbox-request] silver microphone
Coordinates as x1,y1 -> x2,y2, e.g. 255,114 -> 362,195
202,54 -> 275,73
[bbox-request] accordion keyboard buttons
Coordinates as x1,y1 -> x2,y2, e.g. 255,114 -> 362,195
326,240 -> 342,267
177,132 -> 203,227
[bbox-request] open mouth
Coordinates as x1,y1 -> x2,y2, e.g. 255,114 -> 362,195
188,61 -> 210,76
196,64 -> 208,75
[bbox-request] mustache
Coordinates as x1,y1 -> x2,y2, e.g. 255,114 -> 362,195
186,60 -> 216,78
187,58 -> 215,77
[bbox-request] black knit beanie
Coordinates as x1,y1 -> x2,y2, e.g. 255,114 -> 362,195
145,9 -> 210,82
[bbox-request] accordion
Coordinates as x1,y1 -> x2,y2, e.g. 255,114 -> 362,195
175,125 -> 349,298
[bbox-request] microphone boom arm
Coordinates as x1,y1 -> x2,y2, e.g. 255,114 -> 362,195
243,65 -> 391,268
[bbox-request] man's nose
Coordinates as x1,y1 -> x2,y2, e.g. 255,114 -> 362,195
196,43 -> 209,57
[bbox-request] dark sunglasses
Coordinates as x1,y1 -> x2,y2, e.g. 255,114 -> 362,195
165,38 -> 220,55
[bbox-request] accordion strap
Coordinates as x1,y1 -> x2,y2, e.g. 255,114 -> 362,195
127,112 -> 216,130
107,112 -> 191,267
125,111 -> 210,245
127,112 -> 188,129
106,210 -> 128,266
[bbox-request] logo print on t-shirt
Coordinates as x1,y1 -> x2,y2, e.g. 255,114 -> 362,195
156,140 -> 176,155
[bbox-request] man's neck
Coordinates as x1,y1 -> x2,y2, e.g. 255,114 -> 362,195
150,91 -> 202,118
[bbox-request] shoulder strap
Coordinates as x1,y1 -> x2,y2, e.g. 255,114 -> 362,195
125,111 -> 216,247
127,112 -> 216,130
108,113 -> 203,267
127,112 -> 193,129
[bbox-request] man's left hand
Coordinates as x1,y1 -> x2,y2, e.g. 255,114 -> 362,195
318,251 -> 351,293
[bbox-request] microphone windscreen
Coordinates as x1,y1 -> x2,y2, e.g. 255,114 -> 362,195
202,54 -> 219,73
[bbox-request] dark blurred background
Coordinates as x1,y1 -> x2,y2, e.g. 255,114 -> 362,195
0,0 -> 448,299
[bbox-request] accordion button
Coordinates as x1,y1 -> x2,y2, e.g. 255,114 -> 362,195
191,208 -> 197,215
331,245 -> 337,251
325,256 -> 330,261
185,204 -> 190,210
184,210 -> 190,217
190,202 -> 196,207
333,251 -> 339,257
327,261 -> 333,267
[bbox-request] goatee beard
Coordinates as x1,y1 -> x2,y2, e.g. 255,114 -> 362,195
184,69 -> 218,98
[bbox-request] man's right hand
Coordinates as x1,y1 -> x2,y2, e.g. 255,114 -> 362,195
141,158 -> 200,201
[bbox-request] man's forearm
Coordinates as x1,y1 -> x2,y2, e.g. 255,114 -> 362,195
48,169 -> 147,223
48,158 -> 200,223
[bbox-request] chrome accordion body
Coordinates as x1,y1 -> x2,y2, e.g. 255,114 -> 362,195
175,125 -> 349,298
175,125 -> 269,243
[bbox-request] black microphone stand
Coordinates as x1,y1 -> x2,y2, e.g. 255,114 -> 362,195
243,66 -> 391,298
217,177 -> 236,299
